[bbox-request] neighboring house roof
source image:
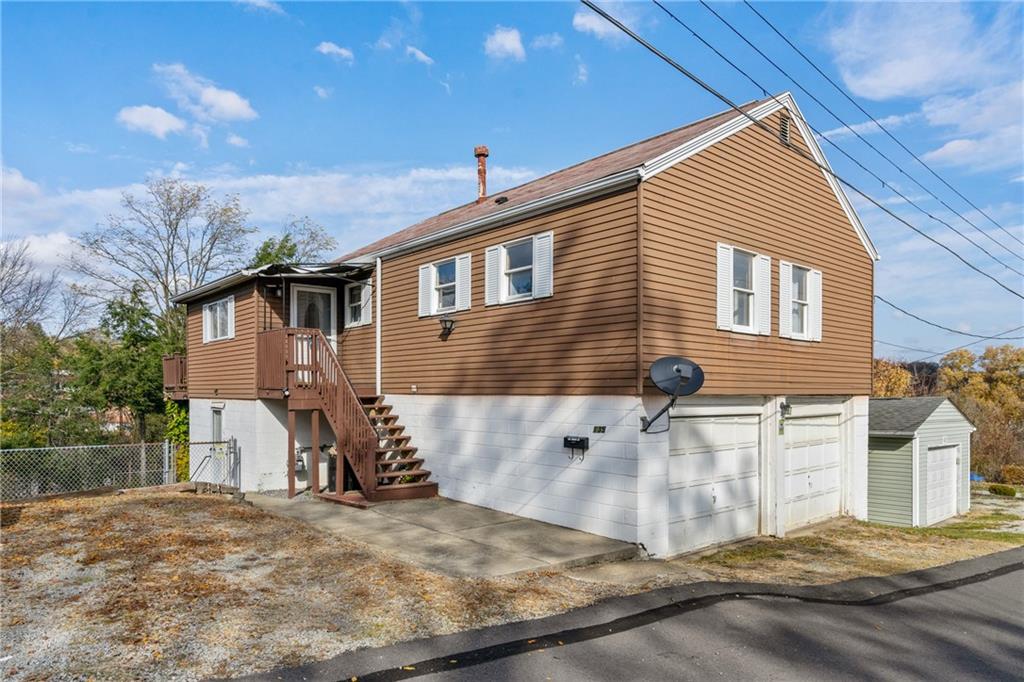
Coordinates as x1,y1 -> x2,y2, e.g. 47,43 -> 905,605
340,92 -> 878,263
868,397 -> 963,436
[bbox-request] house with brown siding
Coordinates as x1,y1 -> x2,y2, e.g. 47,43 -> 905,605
168,93 -> 877,557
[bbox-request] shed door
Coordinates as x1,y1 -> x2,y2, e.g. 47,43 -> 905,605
668,415 -> 760,555
925,445 -> 958,525
784,414 -> 842,531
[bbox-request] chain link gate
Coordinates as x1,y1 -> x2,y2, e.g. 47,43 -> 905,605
186,438 -> 240,489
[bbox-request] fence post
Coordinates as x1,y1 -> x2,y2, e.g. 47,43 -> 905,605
163,440 -> 171,484
230,436 -> 239,488
139,442 -> 147,487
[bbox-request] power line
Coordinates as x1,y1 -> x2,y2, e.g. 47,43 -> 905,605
911,325 -> 1024,363
578,0 -> 1024,301
874,339 -> 940,355
875,295 -> 1024,339
743,0 -> 1024,249
688,0 -> 1022,270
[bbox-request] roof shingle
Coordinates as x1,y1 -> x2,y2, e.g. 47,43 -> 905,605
340,97 -> 770,260
868,397 -> 948,435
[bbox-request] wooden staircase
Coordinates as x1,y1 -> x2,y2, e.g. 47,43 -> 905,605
256,327 -> 437,505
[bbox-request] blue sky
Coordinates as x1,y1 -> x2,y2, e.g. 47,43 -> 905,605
3,1 -> 1022,359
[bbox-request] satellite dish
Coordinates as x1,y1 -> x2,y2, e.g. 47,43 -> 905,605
650,356 -> 704,397
641,356 -> 705,432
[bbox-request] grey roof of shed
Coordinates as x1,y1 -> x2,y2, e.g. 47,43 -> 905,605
868,397 -> 956,436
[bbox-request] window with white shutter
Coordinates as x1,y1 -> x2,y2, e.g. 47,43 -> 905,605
716,243 -> 770,336
485,231 -> 553,305
779,261 -> 821,342
417,253 -> 472,317
344,282 -> 372,328
202,295 -> 235,342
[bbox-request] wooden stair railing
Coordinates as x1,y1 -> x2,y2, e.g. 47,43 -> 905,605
257,328 -> 436,503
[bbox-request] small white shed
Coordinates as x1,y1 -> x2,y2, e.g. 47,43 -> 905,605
867,397 -> 975,527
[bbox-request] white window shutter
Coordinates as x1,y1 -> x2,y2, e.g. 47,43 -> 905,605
779,261 -> 793,339
361,283 -> 373,324
455,253 -> 471,311
716,243 -> 733,330
755,254 -> 771,335
418,264 -> 433,317
810,269 -> 823,341
533,231 -> 554,298
484,246 -> 500,305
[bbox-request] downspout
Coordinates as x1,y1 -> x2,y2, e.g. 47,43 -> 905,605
375,257 -> 382,396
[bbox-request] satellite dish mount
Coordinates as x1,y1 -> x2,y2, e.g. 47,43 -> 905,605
640,357 -> 705,432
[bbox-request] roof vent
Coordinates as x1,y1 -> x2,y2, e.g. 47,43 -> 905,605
494,196 -> 508,205
779,114 -> 791,145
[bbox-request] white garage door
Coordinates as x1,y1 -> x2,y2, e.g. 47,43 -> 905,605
925,445 -> 958,525
784,414 -> 842,531
668,415 -> 760,554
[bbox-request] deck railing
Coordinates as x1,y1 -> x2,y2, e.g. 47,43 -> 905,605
162,354 -> 187,394
256,328 -> 378,494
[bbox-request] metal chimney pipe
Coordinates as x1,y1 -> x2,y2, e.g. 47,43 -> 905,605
474,145 -> 489,204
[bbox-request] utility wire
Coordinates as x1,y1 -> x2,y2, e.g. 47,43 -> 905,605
874,339 -> 941,355
911,325 -> 1024,363
875,295 -> 1024,339
653,0 -> 1023,278
743,0 -> 1024,249
688,0 -> 1024,270
578,0 -> 1023,301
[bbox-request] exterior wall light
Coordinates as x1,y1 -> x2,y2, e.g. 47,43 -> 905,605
439,314 -> 456,339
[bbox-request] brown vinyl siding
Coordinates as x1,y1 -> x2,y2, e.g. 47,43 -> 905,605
185,282 -> 258,399
379,190 -> 639,395
640,111 -> 873,395
340,324 -> 375,395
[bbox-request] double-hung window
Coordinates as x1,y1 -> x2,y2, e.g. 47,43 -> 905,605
716,243 -> 770,336
503,238 -> 534,301
780,261 -> 822,341
202,295 -> 235,342
485,231 -> 554,306
418,254 -> 471,317
344,282 -> 372,328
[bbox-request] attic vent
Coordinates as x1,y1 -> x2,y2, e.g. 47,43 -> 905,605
779,115 -> 791,145
494,196 -> 509,205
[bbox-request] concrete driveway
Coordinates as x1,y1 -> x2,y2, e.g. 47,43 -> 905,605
249,494 -> 636,577
241,546 -> 1024,682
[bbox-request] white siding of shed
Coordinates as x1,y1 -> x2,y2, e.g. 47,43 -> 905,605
867,437 -> 914,526
915,401 -> 973,518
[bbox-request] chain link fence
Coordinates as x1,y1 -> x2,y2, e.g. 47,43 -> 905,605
0,442 -> 174,501
186,438 -> 240,489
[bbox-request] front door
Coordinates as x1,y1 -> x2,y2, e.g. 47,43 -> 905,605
291,284 -> 337,349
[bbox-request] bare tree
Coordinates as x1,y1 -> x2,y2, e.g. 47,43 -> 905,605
67,178 -> 256,322
0,239 -> 58,331
249,216 -> 339,267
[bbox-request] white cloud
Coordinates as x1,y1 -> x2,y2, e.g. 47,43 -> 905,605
235,0 -> 284,15
920,81 -> 1024,172
825,3 -> 1019,100
405,45 -> 434,66
313,85 -> 332,99
531,33 -> 564,50
1,164 -> 539,261
153,63 -> 258,122
2,167 -> 43,201
818,113 -> 920,141
65,142 -> 97,154
116,105 -> 187,139
484,26 -> 526,61
316,41 -> 354,63
572,3 -> 641,44
226,133 -> 250,148
573,54 -> 589,86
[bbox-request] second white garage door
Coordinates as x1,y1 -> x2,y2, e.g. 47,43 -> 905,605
668,415 -> 761,555
784,414 -> 842,531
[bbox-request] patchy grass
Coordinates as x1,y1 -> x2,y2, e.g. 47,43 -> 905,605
894,512 -> 1024,544
0,491 -> 631,681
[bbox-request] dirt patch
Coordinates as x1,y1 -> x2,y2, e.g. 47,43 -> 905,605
0,491 -> 629,680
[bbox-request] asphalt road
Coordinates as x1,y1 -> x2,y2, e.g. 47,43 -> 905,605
415,570 -> 1024,681
242,548 -> 1024,682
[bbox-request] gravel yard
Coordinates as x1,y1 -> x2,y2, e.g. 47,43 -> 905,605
2,488 -> 1021,680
